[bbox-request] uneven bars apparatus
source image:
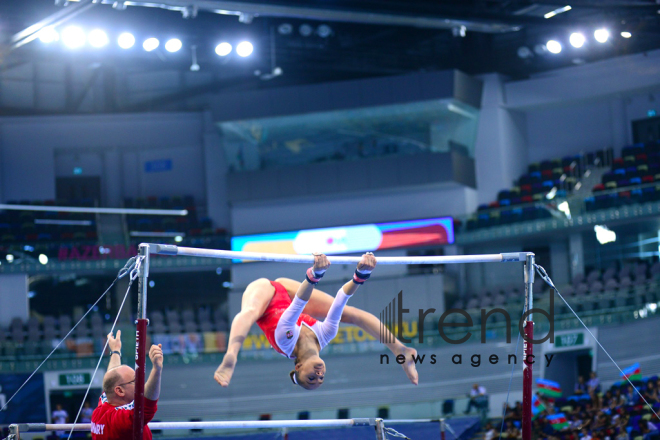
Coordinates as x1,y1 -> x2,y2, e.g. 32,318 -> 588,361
131,245 -> 535,440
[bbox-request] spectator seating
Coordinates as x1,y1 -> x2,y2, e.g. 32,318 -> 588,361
588,141 -> 660,211
466,149 -> 612,231
503,375 -> 660,440
449,259 -> 660,325
124,195 -> 223,238
0,304 -> 229,358
0,199 -> 97,243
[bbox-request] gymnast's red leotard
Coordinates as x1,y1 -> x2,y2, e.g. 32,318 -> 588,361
256,280 -> 318,357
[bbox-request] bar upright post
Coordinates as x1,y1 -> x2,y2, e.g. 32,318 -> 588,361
522,253 -> 535,440
133,244 -> 150,440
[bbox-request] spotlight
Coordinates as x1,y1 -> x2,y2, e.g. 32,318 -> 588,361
143,37 -> 159,52
149,280 -> 155,288
61,26 -> 86,49
38,254 -> 48,265
299,24 -> 313,37
569,32 -> 585,48
317,24 -> 332,38
534,44 -> 548,55
118,32 -> 135,49
215,42 -> 232,56
594,28 -> 609,43
174,235 -> 183,242
621,31 -> 632,39
6,254 -> 14,263
236,41 -> 253,57
88,29 -> 108,48
38,27 -> 59,43
544,5 -> 572,19
546,40 -> 562,54
278,23 -> 293,35
165,38 -> 182,53
558,201 -> 571,219
594,225 -> 616,245
452,25 -> 467,38
517,46 -> 533,59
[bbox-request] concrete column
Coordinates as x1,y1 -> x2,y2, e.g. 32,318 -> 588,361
569,233 -> 585,282
0,274 -> 29,326
474,74 -> 529,205
202,111 -> 230,230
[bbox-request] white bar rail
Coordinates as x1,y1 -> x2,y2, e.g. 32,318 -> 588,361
18,418 -> 376,432
149,244 -> 529,264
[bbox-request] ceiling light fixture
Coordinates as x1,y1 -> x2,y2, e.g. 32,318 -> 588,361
544,5 -> 572,19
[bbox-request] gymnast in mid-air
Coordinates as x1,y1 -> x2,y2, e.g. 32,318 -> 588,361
214,252 -> 419,390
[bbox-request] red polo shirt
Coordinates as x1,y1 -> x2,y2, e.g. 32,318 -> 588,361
91,393 -> 158,440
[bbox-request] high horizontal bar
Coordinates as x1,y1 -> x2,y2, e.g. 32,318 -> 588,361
149,244 -> 530,264
31,419 -> 375,431
0,204 -> 187,216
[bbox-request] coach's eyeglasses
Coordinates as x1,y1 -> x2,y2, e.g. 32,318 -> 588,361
118,379 -> 135,387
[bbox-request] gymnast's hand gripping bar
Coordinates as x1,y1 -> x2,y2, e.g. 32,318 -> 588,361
148,244 -> 531,264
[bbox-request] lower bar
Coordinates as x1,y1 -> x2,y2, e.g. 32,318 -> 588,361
43,419 -> 359,431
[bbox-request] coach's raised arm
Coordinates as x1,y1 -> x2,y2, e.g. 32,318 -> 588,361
90,331 -> 164,440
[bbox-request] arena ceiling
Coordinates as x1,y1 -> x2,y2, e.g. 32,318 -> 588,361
0,0 -> 659,114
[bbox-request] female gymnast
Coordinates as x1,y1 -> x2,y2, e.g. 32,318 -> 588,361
213,252 -> 419,390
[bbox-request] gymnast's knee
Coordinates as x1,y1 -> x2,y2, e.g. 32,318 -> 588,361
342,306 -> 361,325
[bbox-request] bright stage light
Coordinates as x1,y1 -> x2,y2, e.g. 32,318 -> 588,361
143,37 -> 159,52
118,32 -> 135,49
88,29 -> 109,48
546,40 -> 562,54
215,42 -> 232,56
595,225 -> 616,245
236,41 -> 253,57
61,26 -> 86,49
38,27 -> 59,43
621,31 -> 632,39
594,28 -> 609,43
165,38 -> 182,53
569,32 -> 585,48
39,254 -> 49,265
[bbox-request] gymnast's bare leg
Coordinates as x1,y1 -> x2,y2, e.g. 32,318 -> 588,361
213,278 -> 275,387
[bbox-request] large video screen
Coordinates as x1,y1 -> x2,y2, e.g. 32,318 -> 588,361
231,217 -> 454,257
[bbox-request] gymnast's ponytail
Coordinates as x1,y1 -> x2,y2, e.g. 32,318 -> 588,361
289,370 -> 299,385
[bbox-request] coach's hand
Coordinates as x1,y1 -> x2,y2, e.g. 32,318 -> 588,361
107,330 -> 122,352
149,344 -> 164,371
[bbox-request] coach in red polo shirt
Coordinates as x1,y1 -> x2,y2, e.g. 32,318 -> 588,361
92,331 -> 163,440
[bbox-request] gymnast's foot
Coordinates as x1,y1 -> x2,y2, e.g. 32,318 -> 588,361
214,353 -> 237,387
398,346 -> 419,386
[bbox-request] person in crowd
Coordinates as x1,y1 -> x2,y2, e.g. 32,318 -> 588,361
81,401 -> 94,424
91,331 -> 164,440
575,375 -> 588,395
588,372 -> 601,399
642,381 -> 659,404
51,403 -> 69,438
213,253 -> 419,390
505,420 -> 521,439
625,384 -> 639,406
636,418 -> 660,440
483,422 -> 497,440
464,383 -> 488,415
